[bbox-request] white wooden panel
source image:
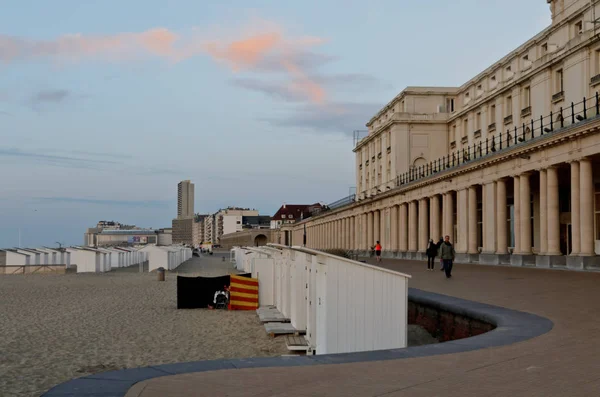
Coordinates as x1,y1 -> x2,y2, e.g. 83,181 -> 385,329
253,258 -> 275,306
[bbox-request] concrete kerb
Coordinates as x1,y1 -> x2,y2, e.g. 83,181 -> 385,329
41,288 -> 553,397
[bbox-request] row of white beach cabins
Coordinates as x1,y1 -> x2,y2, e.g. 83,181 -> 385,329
0,245 -> 192,274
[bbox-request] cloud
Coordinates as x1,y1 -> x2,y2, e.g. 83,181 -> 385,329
35,197 -> 169,208
232,73 -> 391,103
30,89 -> 70,104
0,28 -> 186,64
232,78 -> 309,102
262,102 -> 383,135
0,147 -> 120,170
202,22 -> 328,104
0,110 -> 10,116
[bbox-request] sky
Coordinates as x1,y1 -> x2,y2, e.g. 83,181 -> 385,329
0,0 -> 551,247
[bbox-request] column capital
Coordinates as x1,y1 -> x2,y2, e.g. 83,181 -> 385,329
520,170 -> 532,177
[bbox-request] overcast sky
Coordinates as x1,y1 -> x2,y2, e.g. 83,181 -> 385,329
0,0 -> 551,247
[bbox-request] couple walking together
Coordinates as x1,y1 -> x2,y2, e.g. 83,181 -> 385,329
426,235 -> 455,278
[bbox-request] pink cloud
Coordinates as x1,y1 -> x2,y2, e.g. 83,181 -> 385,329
200,25 -> 328,104
0,21 -> 330,104
0,28 -> 193,64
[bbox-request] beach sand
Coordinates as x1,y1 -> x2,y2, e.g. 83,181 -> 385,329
0,252 -> 288,397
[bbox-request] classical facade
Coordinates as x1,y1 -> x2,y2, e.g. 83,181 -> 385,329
282,0 -> 600,270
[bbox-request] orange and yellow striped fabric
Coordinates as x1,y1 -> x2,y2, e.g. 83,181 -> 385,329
228,275 -> 259,310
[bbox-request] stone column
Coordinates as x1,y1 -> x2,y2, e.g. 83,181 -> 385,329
343,218 -> 348,249
367,212 -> 374,249
444,192 -> 454,240
409,201 -> 418,251
513,176 -> 521,254
442,193 -> 447,237
547,166 -> 561,255
418,198 -> 429,252
483,182 -> 497,254
348,216 -> 356,251
539,169 -> 548,255
345,218 -> 350,250
580,158 -> 595,255
390,206 -> 399,251
571,161 -> 581,255
399,203 -> 408,251
520,172 -> 532,254
373,210 -> 381,244
468,186 -> 478,254
362,213 -> 368,251
496,179 -> 508,254
456,189 -> 468,253
431,195 -> 441,242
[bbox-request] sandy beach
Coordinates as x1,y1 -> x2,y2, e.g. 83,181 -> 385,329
0,252 -> 288,397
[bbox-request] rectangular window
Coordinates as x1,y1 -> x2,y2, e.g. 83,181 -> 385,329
596,50 -> 600,75
524,86 -> 531,107
542,43 -> 548,54
490,104 -> 496,123
452,125 -> 457,141
575,20 -> 583,36
463,118 -> 468,137
556,69 -> 564,92
506,96 -> 512,115
447,98 -> 455,112
476,112 -> 481,130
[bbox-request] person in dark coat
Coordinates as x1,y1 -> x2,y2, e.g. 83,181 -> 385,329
439,235 -> 456,279
426,239 -> 437,271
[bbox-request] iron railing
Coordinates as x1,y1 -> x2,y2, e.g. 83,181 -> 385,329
358,91 -> 600,200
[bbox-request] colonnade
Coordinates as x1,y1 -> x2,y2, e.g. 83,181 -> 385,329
300,158 -> 595,258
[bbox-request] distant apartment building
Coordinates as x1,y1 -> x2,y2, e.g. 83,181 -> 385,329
270,203 -> 325,229
242,215 -> 272,229
192,214 -> 208,246
215,207 -> 259,243
172,180 -> 195,245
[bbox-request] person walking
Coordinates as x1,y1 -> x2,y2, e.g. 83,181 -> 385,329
374,241 -> 382,263
439,235 -> 456,278
426,239 -> 437,271
436,236 -> 444,271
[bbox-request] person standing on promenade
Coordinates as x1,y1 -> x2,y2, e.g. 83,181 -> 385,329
439,235 -> 456,278
436,236 -> 444,271
374,241 -> 382,262
426,239 -> 437,271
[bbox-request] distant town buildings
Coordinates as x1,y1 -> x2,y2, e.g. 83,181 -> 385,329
270,203 -> 325,229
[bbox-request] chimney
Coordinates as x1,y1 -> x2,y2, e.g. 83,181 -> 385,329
283,202 -> 286,209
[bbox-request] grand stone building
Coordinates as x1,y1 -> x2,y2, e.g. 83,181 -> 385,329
283,0 -> 600,270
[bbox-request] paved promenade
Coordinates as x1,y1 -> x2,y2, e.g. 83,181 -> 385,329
118,258 -> 600,397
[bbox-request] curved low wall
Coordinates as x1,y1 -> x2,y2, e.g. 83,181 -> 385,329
42,288 -> 553,397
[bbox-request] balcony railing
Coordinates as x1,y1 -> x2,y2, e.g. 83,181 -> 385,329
521,106 -> 531,117
591,74 -> 600,86
504,114 -> 513,125
488,122 -> 496,131
352,92 -> 600,204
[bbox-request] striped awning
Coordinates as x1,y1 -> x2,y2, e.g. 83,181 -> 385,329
229,274 -> 259,310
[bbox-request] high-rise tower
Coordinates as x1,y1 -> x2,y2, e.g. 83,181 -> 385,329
177,180 -> 194,219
